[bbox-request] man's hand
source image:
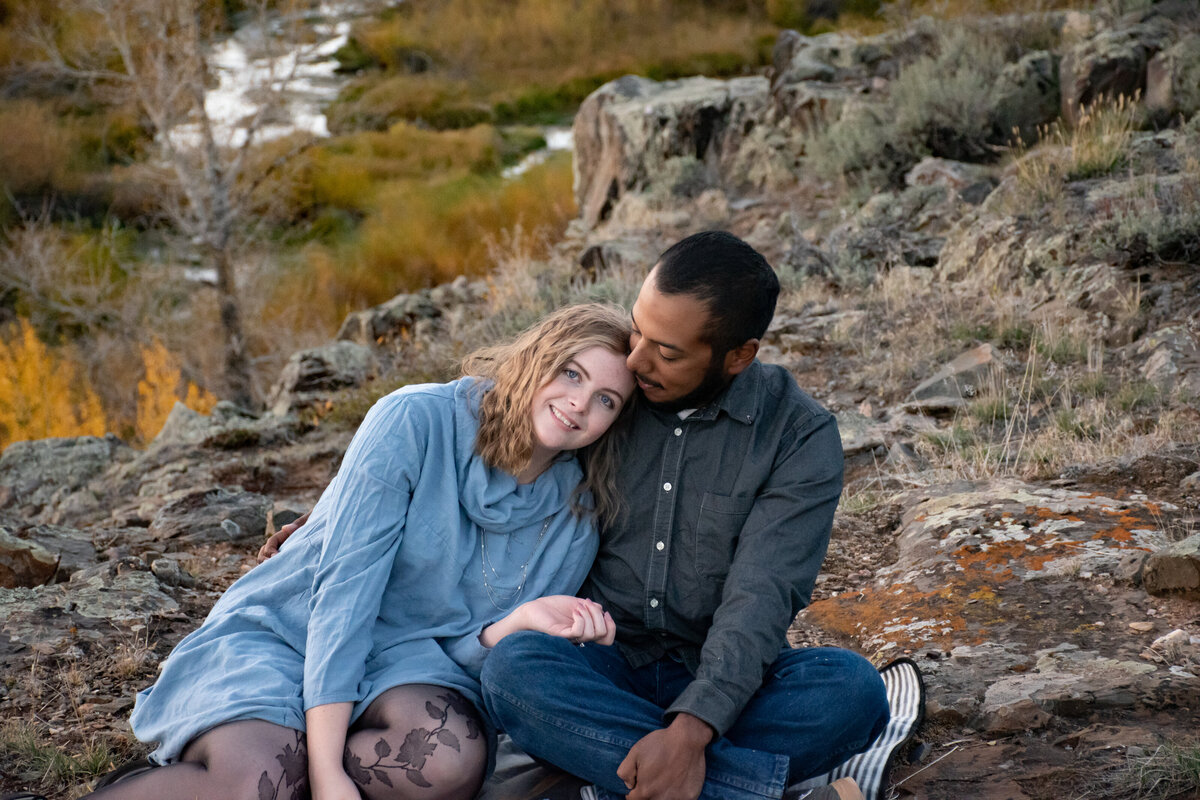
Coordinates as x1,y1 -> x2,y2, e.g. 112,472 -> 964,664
257,511 -> 310,562
617,713 -> 712,800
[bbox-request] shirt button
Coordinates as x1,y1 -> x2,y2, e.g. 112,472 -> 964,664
650,598 -> 659,608
656,541 -> 665,551
674,427 -> 683,436
663,482 -> 672,492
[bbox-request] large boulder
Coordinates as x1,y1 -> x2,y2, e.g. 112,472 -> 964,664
0,435 -> 134,523
0,566 -> 180,653
0,528 -> 57,588
801,481 -> 1200,734
337,275 -> 488,348
1144,534 -> 1200,598
0,514 -> 96,587
1060,22 -> 1169,123
268,340 -> 378,417
992,50 -> 1061,140
573,75 -> 775,228
148,486 -> 273,546
1145,34 -> 1200,119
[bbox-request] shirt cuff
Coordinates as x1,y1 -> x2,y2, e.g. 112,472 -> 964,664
664,679 -> 738,738
303,691 -> 362,712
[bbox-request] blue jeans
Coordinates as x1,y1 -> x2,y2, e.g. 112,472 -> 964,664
480,632 -> 889,800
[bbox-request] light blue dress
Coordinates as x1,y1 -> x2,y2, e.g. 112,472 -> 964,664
130,378 -> 598,764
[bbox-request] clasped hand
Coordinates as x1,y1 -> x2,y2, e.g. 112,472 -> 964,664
516,595 -> 617,645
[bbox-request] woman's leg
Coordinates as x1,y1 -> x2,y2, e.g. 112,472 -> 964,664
345,684 -> 487,800
85,720 -> 308,800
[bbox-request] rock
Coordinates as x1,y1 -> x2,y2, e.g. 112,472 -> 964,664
336,277 -> 487,348
1114,550 -> 1149,585
1184,470 -> 1200,493
572,74 -> 773,227
909,343 -> 1002,403
268,341 -> 377,417
802,481 -> 1193,732
148,487 -> 273,546
151,400 -> 262,449
905,158 -> 996,194
0,569 -> 179,652
150,557 -> 196,588
1124,325 -> 1200,395
823,184 -> 961,275
992,50 -> 1061,140
1060,22 -> 1168,124
837,411 -> 888,457
1128,621 -> 1156,633
0,435 -> 134,522
771,30 -> 839,84
578,239 -> 656,279
1145,35 -> 1200,119
0,528 -> 58,588
1143,534 -> 1200,598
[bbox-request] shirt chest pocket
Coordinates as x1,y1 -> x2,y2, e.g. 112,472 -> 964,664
693,492 -> 753,579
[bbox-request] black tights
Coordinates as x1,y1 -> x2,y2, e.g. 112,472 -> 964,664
86,684 -> 487,800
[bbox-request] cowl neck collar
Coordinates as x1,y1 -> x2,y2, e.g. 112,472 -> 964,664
452,378 -> 581,532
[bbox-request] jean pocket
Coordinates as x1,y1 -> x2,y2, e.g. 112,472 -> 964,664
693,492 -> 753,578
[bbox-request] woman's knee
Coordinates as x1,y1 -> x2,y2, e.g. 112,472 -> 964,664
345,725 -> 485,800
183,721 -> 309,800
347,686 -> 487,800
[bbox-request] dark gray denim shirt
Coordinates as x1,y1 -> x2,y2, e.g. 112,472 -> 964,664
579,360 -> 843,736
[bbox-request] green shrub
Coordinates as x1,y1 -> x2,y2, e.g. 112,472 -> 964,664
806,24 -> 1011,188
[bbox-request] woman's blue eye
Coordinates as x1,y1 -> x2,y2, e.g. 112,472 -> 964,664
564,368 -> 579,380
599,394 -> 615,409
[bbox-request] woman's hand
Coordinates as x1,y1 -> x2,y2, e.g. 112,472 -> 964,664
522,595 -> 616,644
310,769 -> 362,800
480,595 -> 615,648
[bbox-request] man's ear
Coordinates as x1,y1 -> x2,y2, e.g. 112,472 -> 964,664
723,339 -> 759,376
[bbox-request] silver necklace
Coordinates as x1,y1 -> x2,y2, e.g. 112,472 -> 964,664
480,516 -> 552,611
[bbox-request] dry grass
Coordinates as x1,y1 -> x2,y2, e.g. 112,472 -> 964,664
334,0 -> 773,128
1078,740 -> 1200,800
281,151 -> 576,332
1008,94 -> 1143,210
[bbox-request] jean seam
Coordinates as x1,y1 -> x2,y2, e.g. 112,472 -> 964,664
486,683 -> 636,749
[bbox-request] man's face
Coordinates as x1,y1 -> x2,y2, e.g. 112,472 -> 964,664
627,268 -> 729,410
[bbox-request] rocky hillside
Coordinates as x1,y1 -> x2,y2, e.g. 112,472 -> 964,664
2,4 -> 1199,799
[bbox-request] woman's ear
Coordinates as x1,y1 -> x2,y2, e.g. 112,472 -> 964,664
722,339 -> 759,376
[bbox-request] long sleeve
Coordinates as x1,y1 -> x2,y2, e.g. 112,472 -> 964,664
665,414 -> 843,735
303,395 -> 426,710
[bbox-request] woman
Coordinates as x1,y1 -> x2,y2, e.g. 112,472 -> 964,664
87,303 -> 636,800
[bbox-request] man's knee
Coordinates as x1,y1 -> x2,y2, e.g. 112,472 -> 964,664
773,648 -> 889,728
481,631 -> 566,691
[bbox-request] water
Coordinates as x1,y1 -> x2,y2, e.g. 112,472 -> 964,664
168,2 -> 364,149
169,2 -> 575,174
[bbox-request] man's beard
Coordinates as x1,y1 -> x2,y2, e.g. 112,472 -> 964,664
642,352 -> 731,413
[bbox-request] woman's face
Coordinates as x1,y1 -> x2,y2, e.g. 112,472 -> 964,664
530,345 -> 635,458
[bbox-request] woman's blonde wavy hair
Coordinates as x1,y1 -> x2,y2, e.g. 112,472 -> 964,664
461,303 -> 635,529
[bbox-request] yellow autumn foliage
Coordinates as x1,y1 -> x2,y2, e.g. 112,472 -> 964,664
0,319 -> 107,448
136,339 -> 218,444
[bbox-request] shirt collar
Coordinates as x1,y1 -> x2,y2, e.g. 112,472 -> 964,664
687,360 -> 761,425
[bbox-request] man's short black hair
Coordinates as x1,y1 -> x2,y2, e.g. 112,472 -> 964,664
653,230 -> 779,356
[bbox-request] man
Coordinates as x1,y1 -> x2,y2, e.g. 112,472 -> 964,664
262,231 -> 888,800
478,231 -> 887,800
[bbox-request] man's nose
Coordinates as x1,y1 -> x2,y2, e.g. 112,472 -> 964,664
627,340 -> 649,374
